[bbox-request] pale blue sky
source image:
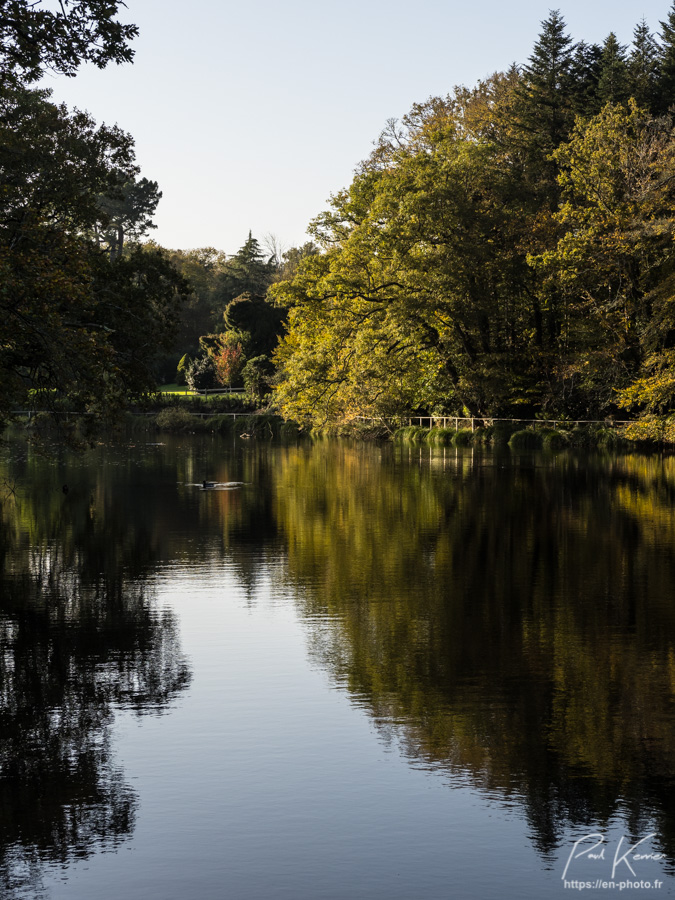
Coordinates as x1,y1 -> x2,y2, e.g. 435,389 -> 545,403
43,0 -> 672,255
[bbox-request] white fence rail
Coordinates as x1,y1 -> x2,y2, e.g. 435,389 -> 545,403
355,415 -> 640,431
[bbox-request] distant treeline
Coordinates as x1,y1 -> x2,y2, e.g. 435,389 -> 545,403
151,234 -> 317,403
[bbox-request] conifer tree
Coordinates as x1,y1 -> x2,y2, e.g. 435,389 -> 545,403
515,10 -> 575,205
519,11 -> 574,146
217,232 -> 276,303
597,33 -> 629,105
569,41 -> 603,117
629,19 -> 660,110
657,1 -> 675,113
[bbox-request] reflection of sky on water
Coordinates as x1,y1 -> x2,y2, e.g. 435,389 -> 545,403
36,567 -> 672,900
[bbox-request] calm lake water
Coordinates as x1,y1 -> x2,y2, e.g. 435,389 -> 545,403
1,434 -> 675,899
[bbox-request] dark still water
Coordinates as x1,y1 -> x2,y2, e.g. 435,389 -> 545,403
1,435 -> 675,899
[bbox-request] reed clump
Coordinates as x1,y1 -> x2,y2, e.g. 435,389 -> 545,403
594,427 -> 629,450
508,429 -> 543,450
155,407 -> 203,433
540,428 -> 570,450
486,422 -> 519,444
470,426 -> 492,445
393,425 -> 428,444
452,428 -> 474,447
427,427 -> 456,446
204,414 -> 236,435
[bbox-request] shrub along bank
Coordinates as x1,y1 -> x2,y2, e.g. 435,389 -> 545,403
392,423 -> 637,450
153,408 -> 298,438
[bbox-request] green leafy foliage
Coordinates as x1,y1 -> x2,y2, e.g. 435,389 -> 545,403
0,0 -> 137,82
176,353 -> 191,385
185,355 -> 217,391
216,232 -> 275,303
242,355 -> 273,402
0,2 -> 189,434
153,233 -> 297,393
96,173 -> 162,260
271,6 -> 675,429
0,87 -> 190,427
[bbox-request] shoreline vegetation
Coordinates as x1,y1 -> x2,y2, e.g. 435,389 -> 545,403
8,388 -> 675,449
7,382 -> 675,449
150,400 -> 675,449
11,415 -> 674,454
142,399 -> 675,449
6,5 -> 675,446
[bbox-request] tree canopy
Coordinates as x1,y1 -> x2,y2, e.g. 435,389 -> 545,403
0,0 -> 137,81
0,0 -> 190,431
270,5 -> 675,428
7,2 -> 675,430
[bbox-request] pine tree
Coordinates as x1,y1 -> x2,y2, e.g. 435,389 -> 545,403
657,1 -> 675,113
569,41 -> 603,117
514,10 -> 575,209
597,33 -> 629,105
518,9 -> 575,153
629,19 -> 660,110
217,231 -> 275,302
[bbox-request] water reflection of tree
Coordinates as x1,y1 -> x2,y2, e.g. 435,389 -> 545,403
6,436 -> 675,879
272,444 -> 675,862
0,458 -> 191,898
